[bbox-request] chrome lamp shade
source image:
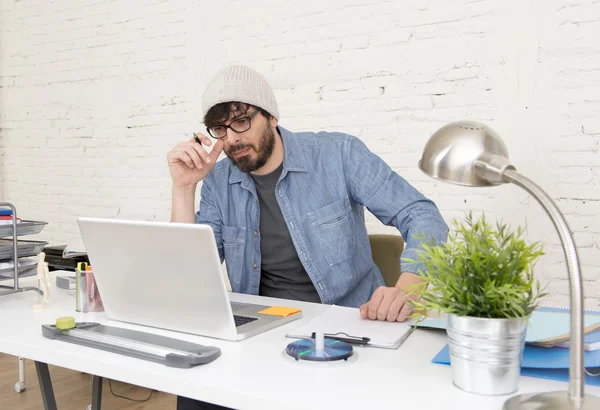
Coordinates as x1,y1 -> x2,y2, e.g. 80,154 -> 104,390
419,121 -> 600,409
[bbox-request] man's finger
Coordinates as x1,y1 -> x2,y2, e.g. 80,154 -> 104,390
367,287 -> 384,320
359,303 -> 368,319
176,151 -> 195,169
190,143 -> 211,165
208,139 -> 224,162
183,147 -> 204,169
192,132 -> 212,146
376,291 -> 394,321
396,301 -> 413,322
386,293 -> 405,322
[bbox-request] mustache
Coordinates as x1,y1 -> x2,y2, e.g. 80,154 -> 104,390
228,143 -> 253,155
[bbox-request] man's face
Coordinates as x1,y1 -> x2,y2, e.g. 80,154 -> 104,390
219,106 -> 276,173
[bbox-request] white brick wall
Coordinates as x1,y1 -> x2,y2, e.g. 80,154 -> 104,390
1,0 -> 598,308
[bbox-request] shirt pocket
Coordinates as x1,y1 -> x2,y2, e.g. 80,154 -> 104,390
307,196 -> 355,266
221,225 -> 245,287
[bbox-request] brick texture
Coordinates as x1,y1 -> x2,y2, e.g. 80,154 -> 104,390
1,0 -> 598,307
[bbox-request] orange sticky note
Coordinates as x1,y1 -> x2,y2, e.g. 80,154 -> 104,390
258,306 -> 302,317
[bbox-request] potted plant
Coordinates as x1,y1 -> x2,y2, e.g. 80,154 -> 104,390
404,211 -> 547,396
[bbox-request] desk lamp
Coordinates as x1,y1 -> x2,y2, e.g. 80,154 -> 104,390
418,120 -> 600,409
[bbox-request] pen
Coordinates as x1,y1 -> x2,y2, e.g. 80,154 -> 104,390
193,133 -> 201,145
310,332 -> 370,346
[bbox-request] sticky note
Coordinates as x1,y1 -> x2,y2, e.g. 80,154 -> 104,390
258,306 -> 302,317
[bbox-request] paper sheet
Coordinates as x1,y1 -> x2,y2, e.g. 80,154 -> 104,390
286,305 -> 414,349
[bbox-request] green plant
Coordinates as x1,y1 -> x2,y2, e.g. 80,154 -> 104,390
404,211 -> 547,319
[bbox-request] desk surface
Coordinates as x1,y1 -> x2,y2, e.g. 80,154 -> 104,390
1,277 -> 598,410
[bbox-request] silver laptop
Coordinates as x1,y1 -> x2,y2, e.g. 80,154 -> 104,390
77,217 -> 302,341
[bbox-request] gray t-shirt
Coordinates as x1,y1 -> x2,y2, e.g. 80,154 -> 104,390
251,165 -> 321,303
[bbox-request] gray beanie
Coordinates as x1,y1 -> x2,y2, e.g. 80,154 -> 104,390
201,64 -> 280,120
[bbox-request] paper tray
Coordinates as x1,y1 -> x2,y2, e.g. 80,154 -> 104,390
0,264 -> 37,279
0,220 -> 47,238
0,239 -> 49,260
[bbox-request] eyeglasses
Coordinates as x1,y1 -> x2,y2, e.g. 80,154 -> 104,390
206,110 -> 260,139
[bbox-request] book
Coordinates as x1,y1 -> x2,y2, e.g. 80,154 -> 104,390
285,305 -> 416,349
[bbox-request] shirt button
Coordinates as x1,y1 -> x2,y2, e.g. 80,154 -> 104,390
253,231 -> 258,236
253,263 -> 258,268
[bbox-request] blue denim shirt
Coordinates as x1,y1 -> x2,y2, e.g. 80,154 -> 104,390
195,127 -> 449,307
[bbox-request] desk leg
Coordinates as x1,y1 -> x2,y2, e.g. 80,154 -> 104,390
34,361 -> 57,410
91,375 -> 103,410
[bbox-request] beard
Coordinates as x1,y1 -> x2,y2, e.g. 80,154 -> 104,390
225,126 -> 276,173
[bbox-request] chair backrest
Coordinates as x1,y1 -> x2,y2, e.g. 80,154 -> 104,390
368,234 -> 405,287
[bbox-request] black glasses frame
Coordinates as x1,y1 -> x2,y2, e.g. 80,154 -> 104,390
206,110 -> 261,140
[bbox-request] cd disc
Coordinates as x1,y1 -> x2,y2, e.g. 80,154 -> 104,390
286,338 -> 353,362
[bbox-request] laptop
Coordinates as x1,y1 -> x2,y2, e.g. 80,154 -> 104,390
77,217 -> 302,341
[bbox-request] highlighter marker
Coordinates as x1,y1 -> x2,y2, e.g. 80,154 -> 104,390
75,262 -> 87,312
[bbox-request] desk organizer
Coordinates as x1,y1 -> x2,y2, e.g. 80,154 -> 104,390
0,202 -> 47,298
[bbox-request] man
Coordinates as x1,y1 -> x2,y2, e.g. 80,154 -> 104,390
168,65 -> 448,409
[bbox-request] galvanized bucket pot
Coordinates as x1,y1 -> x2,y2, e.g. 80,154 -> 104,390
446,313 -> 528,395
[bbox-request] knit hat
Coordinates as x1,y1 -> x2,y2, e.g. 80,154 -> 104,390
201,64 -> 279,120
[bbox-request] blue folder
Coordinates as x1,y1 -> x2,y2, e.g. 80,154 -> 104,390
432,344 -> 600,386
0,209 -> 13,216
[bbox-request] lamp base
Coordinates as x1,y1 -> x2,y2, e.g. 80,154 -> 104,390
504,392 -> 600,409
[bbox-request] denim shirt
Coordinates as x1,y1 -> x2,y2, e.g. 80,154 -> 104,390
195,127 -> 449,308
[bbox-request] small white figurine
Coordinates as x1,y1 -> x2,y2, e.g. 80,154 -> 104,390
33,252 -> 51,310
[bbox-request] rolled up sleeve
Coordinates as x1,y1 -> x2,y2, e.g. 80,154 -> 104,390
343,135 -> 449,276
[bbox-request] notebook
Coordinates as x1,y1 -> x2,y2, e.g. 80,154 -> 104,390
285,305 -> 415,349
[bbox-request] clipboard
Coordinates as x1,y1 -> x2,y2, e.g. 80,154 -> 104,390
285,305 -> 416,349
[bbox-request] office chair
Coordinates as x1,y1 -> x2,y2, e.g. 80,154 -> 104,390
368,234 -> 405,287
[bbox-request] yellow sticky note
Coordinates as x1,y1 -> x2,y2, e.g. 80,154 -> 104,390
258,306 -> 302,317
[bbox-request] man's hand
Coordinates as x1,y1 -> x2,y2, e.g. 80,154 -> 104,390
167,133 -> 224,188
359,272 -> 424,322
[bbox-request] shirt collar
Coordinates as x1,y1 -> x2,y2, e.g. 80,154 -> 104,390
228,126 -> 309,184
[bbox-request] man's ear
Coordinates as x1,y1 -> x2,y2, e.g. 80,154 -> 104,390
269,115 -> 278,128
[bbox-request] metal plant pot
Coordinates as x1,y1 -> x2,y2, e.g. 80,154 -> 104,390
447,313 -> 528,395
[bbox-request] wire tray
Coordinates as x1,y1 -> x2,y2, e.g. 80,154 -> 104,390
0,239 -> 49,261
0,220 -> 48,238
0,265 -> 37,279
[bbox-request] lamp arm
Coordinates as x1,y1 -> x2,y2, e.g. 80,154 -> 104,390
502,168 -> 584,404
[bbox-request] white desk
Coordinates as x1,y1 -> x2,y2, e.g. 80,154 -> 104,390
1,277 -> 598,410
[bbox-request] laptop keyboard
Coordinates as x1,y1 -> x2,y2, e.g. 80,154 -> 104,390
233,315 -> 258,327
